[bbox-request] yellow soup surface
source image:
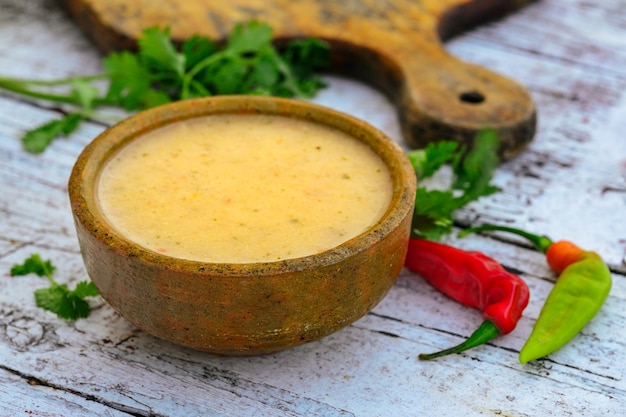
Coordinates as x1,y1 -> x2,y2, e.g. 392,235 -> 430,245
97,114 -> 393,263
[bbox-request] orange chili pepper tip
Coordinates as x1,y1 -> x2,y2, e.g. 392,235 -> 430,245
460,223 -> 591,275
545,240 -> 585,274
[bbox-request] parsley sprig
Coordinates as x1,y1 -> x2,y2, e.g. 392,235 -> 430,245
0,21 -> 331,153
408,128 -> 501,240
10,254 -> 100,320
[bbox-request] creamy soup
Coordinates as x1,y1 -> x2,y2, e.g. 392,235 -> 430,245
97,114 -> 393,263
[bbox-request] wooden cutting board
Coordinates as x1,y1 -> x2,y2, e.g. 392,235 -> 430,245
58,0 -> 537,159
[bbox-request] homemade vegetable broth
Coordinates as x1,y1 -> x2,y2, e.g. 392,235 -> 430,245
97,114 -> 393,263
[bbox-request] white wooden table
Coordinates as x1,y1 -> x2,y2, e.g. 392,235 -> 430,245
1,0 -> 625,415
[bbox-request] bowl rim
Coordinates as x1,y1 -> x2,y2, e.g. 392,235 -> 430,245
68,95 -> 416,276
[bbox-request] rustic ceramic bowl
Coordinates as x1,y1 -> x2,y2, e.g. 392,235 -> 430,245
68,96 -> 416,355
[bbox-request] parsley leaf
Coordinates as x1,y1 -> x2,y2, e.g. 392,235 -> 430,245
181,21 -> 329,99
226,21 -> 273,55
10,253 -> 99,321
34,283 -> 97,321
21,113 -> 83,154
72,280 -> 101,298
210,60 -> 249,94
281,38 -> 331,97
182,36 -> 218,70
70,79 -> 100,112
10,253 -> 55,277
453,128 -> 501,204
408,128 -> 501,240
408,140 -> 460,179
103,51 -> 170,110
138,26 -> 186,78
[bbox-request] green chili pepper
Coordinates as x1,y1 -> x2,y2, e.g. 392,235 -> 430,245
460,224 -> 612,364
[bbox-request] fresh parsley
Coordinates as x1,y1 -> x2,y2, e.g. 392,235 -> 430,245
10,253 -> 100,320
21,113 -> 83,153
0,21 -> 331,153
408,128 -> 501,240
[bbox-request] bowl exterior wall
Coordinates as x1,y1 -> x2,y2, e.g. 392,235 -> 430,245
69,96 -> 416,355
72,206 -> 411,355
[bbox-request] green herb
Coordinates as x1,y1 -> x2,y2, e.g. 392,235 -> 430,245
10,254 -> 100,320
0,21 -> 331,153
21,113 -> 83,153
408,128 -> 501,240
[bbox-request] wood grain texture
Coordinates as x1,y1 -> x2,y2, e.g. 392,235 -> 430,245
56,0 -> 538,159
0,0 -> 625,415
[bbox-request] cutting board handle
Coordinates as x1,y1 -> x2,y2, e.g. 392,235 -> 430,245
331,40 -> 536,159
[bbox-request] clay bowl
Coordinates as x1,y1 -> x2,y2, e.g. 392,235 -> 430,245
68,96 -> 416,355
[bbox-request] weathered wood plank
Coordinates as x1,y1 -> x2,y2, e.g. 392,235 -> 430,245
0,0 -> 625,415
451,0 -> 626,76
0,0 -> 103,79
0,367 -> 131,417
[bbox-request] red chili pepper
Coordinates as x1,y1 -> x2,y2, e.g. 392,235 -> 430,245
405,238 -> 530,360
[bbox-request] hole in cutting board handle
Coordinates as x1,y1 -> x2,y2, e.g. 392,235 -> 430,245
459,90 -> 485,104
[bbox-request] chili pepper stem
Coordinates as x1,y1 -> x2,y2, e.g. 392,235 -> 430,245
418,320 -> 500,360
459,224 -> 553,253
